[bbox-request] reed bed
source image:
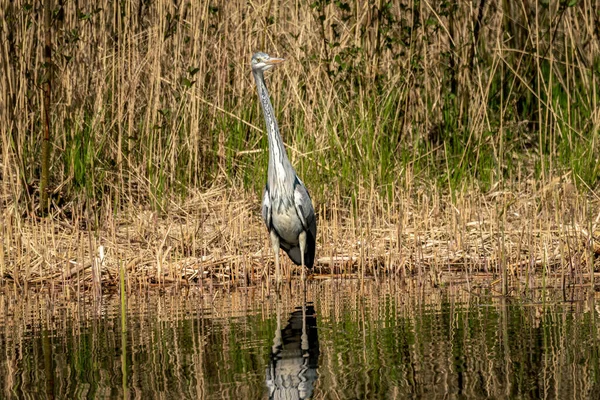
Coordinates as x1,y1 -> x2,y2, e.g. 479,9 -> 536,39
1,0 -> 599,291
2,179 -> 599,293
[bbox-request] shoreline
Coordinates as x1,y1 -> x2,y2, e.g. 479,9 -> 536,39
3,182 -> 599,292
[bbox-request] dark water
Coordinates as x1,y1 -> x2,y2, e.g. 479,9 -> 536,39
0,279 -> 599,399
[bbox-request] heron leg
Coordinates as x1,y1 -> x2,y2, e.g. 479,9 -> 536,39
299,231 -> 307,282
270,230 -> 282,286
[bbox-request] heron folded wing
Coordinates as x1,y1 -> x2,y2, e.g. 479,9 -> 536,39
293,180 -> 316,237
262,184 -> 271,228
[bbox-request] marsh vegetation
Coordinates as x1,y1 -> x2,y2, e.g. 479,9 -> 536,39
1,0 -> 599,291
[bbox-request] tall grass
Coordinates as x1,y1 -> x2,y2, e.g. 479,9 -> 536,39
0,0 -> 599,286
2,0 -> 598,210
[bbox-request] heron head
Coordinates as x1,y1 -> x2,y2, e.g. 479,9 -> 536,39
251,52 -> 285,73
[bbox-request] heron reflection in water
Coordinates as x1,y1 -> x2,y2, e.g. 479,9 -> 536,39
266,301 -> 319,399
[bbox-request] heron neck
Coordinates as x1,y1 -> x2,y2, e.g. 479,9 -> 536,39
253,70 -> 294,187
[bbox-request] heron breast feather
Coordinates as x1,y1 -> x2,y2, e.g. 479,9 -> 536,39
271,207 -> 302,244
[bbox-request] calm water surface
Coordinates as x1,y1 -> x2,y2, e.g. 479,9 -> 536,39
0,279 -> 599,399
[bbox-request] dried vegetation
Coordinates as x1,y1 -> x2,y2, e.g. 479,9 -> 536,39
1,0 -> 599,293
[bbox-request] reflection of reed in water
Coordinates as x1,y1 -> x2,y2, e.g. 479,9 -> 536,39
266,302 -> 319,400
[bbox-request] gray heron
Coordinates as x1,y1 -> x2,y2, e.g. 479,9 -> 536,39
251,52 -> 317,285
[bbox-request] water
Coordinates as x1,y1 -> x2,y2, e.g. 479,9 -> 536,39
0,279 -> 599,399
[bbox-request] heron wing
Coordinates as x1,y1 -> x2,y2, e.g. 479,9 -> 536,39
261,184 -> 271,229
292,178 -> 317,268
293,178 -> 317,238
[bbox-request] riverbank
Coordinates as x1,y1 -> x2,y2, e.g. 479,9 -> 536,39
2,1 -> 599,292
2,178 -> 599,292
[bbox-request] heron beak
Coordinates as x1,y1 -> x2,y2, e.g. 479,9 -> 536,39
265,57 -> 285,65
